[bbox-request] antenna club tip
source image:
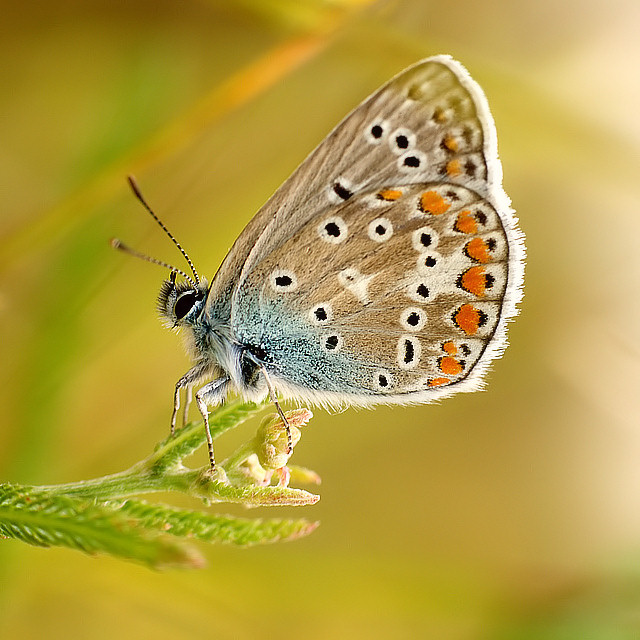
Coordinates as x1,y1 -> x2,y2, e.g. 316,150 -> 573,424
127,175 -> 143,199
110,238 -> 123,249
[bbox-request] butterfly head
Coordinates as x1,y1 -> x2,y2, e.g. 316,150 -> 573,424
157,272 -> 209,329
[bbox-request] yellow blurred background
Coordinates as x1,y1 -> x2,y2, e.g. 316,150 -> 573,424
2,0 -> 640,637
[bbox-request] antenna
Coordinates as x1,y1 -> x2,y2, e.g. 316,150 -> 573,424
110,238 -> 197,288
126,175 -> 200,285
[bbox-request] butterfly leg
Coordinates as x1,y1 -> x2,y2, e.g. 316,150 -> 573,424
259,366 -> 292,454
195,376 -> 230,470
182,384 -> 193,426
171,363 -> 210,435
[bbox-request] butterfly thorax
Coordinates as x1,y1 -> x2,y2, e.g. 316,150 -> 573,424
188,316 -> 240,382
157,276 -> 268,399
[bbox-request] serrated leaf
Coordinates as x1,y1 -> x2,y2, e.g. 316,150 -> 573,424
0,484 -> 203,569
117,499 -> 319,545
199,479 -> 320,507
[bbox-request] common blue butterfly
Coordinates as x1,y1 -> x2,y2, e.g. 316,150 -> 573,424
114,56 -> 524,469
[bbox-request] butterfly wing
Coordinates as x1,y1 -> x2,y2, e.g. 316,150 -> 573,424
224,56 -> 523,405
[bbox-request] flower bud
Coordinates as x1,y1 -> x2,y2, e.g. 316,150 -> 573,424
255,409 -> 312,471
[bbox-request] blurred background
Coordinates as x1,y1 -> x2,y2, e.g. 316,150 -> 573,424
2,0 -> 640,637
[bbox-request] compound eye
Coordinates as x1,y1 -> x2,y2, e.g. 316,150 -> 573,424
174,291 -> 197,320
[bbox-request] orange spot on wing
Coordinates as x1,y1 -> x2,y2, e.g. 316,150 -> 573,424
419,190 -> 451,215
459,266 -> 487,296
443,135 -> 458,152
453,304 -> 486,336
454,210 -> 478,234
439,356 -> 463,376
465,237 -> 491,263
432,107 -> 446,123
377,189 -> 402,201
428,377 -> 450,387
446,159 -> 462,176
442,341 -> 457,355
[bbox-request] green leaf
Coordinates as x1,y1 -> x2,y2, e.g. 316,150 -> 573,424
117,499 -> 319,546
0,484 -> 202,569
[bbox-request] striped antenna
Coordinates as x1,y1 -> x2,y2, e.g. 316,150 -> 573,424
110,238 -> 197,288
126,175 -> 200,285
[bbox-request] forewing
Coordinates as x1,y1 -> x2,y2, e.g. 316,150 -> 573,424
209,56 -> 508,307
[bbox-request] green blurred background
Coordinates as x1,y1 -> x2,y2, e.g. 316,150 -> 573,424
2,0 -> 640,638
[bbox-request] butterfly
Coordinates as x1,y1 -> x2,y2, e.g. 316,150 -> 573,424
114,55 -> 524,470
